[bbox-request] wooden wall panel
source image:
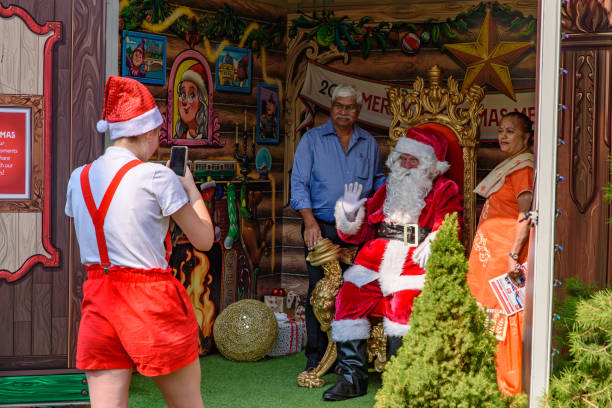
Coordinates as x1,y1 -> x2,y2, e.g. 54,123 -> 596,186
556,40 -> 612,289
66,0 -> 107,368
13,273 -> 32,323
51,0 -> 73,365
14,322 -> 31,357
0,284 -> 13,356
32,281 -> 51,355
0,16 -> 21,93
52,317 -> 67,355
0,214 -> 19,271
0,0 -> 105,372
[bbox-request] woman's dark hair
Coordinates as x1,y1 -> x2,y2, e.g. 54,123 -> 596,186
502,111 -> 534,144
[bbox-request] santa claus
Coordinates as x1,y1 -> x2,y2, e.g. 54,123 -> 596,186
322,127 -> 462,401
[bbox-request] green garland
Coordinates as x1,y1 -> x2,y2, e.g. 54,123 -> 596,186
290,1 -> 536,58
120,1 -> 285,51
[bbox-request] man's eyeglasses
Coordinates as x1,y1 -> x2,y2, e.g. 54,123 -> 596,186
332,102 -> 358,112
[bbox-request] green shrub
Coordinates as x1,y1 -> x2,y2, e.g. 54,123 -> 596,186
374,213 -> 525,408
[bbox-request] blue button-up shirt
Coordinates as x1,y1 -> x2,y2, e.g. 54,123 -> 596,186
290,119 -> 386,223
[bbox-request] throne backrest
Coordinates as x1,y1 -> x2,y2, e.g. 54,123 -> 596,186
386,65 -> 484,251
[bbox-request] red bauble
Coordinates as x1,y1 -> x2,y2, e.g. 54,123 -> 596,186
401,32 -> 420,54
272,288 -> 279,296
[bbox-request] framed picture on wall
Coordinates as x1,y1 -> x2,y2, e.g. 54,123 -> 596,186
158,49 -> 222,147
256,83 -> 280,144
214,46 -> 252,93
121,30 -> 166,86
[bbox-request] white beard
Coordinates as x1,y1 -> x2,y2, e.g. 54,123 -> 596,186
382,151 -> 439,225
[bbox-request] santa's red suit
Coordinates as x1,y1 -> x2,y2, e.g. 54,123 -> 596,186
330,142 -> 462,342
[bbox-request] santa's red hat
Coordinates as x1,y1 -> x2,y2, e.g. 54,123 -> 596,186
179,63 -> 208,105
394,127 -> 450,174
96,76 -> 163,140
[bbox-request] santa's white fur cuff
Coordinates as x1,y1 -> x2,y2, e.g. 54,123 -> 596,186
331,318 -> 371,341
343,264 -> 378,287
334,199 -> 365,236
383,318 -> 410,337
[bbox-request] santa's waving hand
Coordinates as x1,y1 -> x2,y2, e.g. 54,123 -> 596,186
341,182 -> 367,221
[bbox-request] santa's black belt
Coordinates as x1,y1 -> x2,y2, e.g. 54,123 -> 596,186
375,223 -> 431,247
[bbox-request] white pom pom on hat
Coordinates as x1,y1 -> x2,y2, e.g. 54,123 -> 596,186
97,76 -> 163,140
96,120 -> 108,133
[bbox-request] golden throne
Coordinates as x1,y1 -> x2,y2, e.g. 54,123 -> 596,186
297,65 -> 484,388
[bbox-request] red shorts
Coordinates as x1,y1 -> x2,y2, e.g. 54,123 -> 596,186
76,266 -> 199,377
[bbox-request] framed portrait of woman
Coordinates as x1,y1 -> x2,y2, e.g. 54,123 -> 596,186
256,83 -> 280,144
159,49 -> 222,147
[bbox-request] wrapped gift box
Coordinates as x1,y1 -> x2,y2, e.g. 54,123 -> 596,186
267,312 -> 306,357
264,291 -> 305,322
264,295 -> 292,315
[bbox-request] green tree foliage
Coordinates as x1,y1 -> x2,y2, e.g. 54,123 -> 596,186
546,289 -> 612,407
552,277 -> 599,375
374,213 -> 525,408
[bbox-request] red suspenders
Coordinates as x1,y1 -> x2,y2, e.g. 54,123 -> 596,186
80,159 -> 174,271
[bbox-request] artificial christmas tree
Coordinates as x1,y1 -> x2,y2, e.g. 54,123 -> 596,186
546,288 -> 612,407
375,213 -> 525,407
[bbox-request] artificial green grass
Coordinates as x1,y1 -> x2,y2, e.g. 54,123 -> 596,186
129,351 -> 381,407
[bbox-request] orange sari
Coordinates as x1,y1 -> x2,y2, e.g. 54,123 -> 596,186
467,165 -> 534,395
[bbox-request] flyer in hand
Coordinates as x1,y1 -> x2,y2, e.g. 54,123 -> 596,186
488,267 -> 526,316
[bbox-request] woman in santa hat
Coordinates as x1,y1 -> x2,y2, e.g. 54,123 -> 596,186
65,76 -> 213,407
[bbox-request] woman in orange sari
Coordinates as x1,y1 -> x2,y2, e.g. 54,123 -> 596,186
467,112 -> 534,395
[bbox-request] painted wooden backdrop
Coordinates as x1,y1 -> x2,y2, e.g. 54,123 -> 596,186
0,0 -> 106,372
281,0 -> 538,295
130,0 -> 287,297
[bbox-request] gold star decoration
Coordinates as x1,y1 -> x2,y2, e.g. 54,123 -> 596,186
444,10 -> 533,101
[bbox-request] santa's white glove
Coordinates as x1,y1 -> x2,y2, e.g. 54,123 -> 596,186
342,182 -> 366,221
412,230 -> 438,269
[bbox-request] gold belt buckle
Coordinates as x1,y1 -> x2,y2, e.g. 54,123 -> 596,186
403,224 -> 419,247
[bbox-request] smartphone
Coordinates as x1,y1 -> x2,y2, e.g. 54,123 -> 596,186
169,146 -> 188,176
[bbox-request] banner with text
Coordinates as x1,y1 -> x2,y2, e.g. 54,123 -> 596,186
0,108 -> 31,199
299,61 -> 535,141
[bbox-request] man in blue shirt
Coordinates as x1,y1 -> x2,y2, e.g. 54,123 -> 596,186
290,84 -> 385,373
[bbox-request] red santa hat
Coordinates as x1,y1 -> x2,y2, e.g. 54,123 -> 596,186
394,127 -> 450,174
96,76 -> 163,140
179,63 -> 208,105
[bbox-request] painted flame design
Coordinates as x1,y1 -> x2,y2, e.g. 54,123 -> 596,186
174,247 -> 216,354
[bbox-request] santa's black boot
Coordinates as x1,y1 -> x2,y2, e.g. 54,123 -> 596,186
386,335 -> 403,361
322,340 -> 368,401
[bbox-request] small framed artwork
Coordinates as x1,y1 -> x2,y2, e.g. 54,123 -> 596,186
121,30 -> 166,86
256,83 -> 280,144
214,46 -> 252,93
159,49 -> 222,147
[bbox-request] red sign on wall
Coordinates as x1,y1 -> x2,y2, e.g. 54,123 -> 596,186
0,108 -> 31,199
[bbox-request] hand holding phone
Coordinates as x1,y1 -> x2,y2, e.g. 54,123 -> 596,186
169,146 -> 188,177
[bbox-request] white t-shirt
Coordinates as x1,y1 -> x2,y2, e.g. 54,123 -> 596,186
65,146 -> 188,269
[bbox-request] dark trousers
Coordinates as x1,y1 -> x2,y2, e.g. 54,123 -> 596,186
302,219 -> 348,369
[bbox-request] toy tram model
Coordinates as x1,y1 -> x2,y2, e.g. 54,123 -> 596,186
193,160 -> 237,181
